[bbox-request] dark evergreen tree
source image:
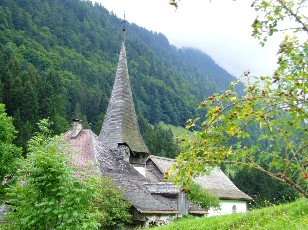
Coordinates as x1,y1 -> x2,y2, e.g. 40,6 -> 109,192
0,0 -> 240,151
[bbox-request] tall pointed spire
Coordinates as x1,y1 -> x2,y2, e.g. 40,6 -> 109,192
98,22 -> 150,156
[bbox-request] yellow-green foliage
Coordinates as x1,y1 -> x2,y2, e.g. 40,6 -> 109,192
151,198 -> 308,230
186,182 -> 220,211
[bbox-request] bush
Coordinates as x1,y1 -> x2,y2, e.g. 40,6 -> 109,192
3,119 -> 131,229
3,119 -> 100,229
94,177 -> 131,229
187,182 -> 220,211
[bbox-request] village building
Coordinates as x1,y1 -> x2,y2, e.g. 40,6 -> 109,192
146,155 -> 252,216
63,30 -> 252,226
64,35 -> 206,227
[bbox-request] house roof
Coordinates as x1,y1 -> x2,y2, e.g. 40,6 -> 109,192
148,155 -> 174,173
194,168 -> 252,201
98,41 -> 149,154
64,129 -> 97,171
94,139 -> 205,214
147,155 -> 252,201
64,130 -> 178,213
64,130 -> 205,214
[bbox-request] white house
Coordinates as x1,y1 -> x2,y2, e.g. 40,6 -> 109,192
146,155 -> 252,216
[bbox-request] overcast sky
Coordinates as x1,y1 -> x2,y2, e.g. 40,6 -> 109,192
95,0 -> 283,77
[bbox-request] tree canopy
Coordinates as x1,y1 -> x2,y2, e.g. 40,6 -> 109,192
0,0 -> 237,151
3,119 -> 131,229
171,0 -> 308,198
0,104 -> 21,199
3,119 -> 101,229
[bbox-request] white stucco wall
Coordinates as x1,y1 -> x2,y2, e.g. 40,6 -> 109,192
207,200 -> 248,216
134,166 -> 146,176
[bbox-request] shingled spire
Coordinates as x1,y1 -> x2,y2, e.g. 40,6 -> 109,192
98,27 -> 150,160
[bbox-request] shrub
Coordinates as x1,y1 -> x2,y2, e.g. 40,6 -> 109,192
187,182 -> 220,211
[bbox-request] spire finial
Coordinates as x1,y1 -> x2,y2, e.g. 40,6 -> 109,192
122,12 -> 126,42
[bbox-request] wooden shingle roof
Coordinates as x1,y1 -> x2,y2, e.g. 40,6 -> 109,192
65,131 -> 184,214
94,140 -> 179,214
98,42 -> 149,154
147,155 -> 252,201
94,140 -> 205,214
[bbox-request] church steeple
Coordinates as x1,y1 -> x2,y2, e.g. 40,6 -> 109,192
98,22 -> 150,162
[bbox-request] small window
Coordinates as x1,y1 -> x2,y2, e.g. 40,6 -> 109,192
232,205 -> 237,213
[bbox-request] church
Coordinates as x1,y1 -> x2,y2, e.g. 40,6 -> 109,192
64,30 -> 251,226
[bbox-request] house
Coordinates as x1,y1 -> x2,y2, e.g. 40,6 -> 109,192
146,155 -> 252,216
64,31 -> 206,227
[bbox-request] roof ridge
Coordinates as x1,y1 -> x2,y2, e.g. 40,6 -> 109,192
149,155 -> 175,162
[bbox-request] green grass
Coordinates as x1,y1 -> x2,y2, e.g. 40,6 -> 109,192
158,121 -> 192,139
151,198 -> 308,230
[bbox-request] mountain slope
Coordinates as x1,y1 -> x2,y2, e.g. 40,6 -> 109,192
0,0 -> 239,148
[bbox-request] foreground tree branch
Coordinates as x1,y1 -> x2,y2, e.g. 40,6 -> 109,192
169,1 -> 307,199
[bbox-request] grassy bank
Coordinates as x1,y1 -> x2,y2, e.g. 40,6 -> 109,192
151,198 -> 308,230
158,121 -> 191,139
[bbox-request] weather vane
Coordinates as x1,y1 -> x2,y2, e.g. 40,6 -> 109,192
121,12 -> 126,42
169,0 -> 180,10
122,12 -> 126,32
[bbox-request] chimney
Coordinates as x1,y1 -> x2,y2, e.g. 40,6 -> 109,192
71,119 -> 82,138
177,192 -> 188,215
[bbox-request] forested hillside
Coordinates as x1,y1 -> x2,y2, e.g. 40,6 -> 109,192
0,0 -> 238,149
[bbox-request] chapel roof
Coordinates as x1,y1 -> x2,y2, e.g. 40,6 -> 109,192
64,129 -> 97,171
64,128 -> 205,214
147,155 -> 252,201
64,129 -> 179,213
94,139 -> 205,214
98,41 -> 149,154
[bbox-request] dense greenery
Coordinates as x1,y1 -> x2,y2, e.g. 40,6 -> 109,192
3,119 -> 131,229
172,0 -> 308,198
151,198 -> 308,230
4,119 -> 100,229
186,182 -> 220,211
94,177 -> 131,230
158,120 -> 299,205
0,0 -> 237,151
139,118 -> 180,158
0,104 -> 21,199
